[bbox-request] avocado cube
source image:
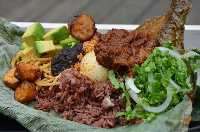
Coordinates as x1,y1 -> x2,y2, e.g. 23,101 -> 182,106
60,36 -> 80,48
23,46 -> 34,56
20,42 -> 27,50
34,41 -> 55,58
43,25 -> 70,44
54,44 -> 63,55
22,22 -> 46,47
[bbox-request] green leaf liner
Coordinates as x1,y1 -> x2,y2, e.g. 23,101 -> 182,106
0,17 -> 196,132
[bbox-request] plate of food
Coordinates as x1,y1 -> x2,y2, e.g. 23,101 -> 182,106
0,0 -> 200,131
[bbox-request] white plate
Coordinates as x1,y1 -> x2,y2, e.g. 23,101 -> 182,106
11,22 -> 200,49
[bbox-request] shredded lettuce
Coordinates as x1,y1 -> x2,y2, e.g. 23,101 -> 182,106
163,40 -> 173,50
108,70 -> 121,89
109,45 -> 193,123
108,70 -> 132,115
132,47 -> 192,121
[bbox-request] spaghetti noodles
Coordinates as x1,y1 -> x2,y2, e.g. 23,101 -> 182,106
11,51 -> 60,90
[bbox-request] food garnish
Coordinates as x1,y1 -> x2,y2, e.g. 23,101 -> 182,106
117,45 -> 192,122
60,36 -> 80,48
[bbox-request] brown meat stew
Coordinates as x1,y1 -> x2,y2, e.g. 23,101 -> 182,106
94,29 -> 159,72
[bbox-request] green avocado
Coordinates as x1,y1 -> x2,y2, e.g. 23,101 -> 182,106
23,46 -> 34,56
43,25 -> 70,44
54,44 -> 63,55
34,41 -> 55,58
60,36 -> 80,48
20,42 -> 27,50
22,22 -> 46,47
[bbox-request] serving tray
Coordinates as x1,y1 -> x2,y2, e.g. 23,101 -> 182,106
1,22 -> 200,131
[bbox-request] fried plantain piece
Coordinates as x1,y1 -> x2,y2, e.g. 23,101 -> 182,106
14,81 -> 37,104
14,62 -> 41,81
3,68 -> 21,90
70,14 -> 96,42
68,23 -> 71,32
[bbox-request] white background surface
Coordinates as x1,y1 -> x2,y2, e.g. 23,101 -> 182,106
12,22 -> 200,50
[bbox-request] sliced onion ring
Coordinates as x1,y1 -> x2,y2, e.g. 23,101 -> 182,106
125,77 -> 141,93
142,87 -> 172,113
184,51 -> 200,58
125,77 -> 172,113
160,68 -> 182,90
169,78 -> 181,90
156,47 -> 182,61
186,76 -> 191,87
148,72 -> 154,92
128,88 -> 142,104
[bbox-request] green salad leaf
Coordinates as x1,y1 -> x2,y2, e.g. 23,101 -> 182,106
108,70 -> 132,114
109,46 -> 193,123
131,47 -> 192,121
108,70 -> 121,89
163,40 -> 173,50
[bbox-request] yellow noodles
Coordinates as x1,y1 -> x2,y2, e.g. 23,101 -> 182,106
11,51 -> 60,90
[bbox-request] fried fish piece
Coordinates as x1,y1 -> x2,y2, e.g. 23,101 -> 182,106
134,0 -> 192,53
14,62 -> 41,81
3,68 -> 21,90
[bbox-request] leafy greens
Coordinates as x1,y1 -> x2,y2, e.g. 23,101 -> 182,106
109,45 -> 193,122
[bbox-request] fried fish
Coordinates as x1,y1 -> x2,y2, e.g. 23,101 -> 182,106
134,0 -> 192,53
94,0 -> 192,72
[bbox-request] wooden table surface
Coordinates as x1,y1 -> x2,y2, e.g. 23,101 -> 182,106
0,0 -> 199,25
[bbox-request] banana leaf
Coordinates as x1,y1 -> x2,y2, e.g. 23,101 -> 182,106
0,17 -> 197,132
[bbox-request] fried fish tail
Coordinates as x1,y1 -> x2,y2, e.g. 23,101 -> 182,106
134,0 -> 192,53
